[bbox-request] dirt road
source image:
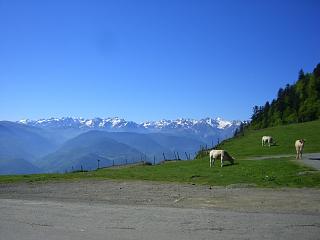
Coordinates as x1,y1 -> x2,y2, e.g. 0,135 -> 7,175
1,180 -> 320,239
247,152 -> 320,170
301,153 -> 320,170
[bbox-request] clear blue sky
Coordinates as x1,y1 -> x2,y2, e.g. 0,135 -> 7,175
1,0 -> 319,122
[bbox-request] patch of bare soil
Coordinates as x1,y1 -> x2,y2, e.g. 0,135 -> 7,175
0,179 -> 319,214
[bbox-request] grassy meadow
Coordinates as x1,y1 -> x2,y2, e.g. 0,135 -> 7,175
0,157 -> 319,188
1,120 -> 320,187
218,120 -> 320,158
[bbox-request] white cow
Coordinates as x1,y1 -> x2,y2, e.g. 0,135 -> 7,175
209,150 -> 234,168
295,139 -> 305,159
262,136 -> 273,147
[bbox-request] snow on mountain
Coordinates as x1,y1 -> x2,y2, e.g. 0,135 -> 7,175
141,118 -> 235,130
18,117 -> 240,130
215,117 -> 233,129
16,116 -> 242,149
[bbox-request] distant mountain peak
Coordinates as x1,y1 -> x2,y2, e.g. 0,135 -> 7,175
18,117 -> 241,132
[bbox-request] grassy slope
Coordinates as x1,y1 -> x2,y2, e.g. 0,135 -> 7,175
1,157 -> 319,187
218,120 -> 320,158
1,120 -> 320,187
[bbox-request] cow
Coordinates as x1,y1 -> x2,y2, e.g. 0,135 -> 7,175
295,139 -> 305,159
262,136 -> 273,147
209,149 -> 235,168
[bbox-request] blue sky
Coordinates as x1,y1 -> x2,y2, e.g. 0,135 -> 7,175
1,0 -> 319,122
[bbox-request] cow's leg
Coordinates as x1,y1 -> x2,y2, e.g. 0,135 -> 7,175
220,154 -> 224,167
212,158 -> 215,167
210,156 -> 215,167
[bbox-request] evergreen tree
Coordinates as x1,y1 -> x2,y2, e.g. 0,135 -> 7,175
298,69 -> 305,80
313,64 -> 320,79
250,63 -> 320,129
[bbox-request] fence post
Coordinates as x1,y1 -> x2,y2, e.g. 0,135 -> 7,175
163,153 -> 166,161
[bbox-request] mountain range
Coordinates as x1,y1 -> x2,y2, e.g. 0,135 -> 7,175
19,116 -> 238,131
0,117 -> 241,174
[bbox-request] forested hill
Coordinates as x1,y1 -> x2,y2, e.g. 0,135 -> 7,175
250,63 -> 320,129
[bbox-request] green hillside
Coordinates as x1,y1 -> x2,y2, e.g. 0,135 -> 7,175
250,63 -> 320,129
1,154 -> 319,188
217,120 -> 320,158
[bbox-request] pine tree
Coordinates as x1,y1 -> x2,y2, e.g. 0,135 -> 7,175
298,69 -> 305,80
249,63 -> 320,129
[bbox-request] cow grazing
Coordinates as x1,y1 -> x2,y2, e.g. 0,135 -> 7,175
262,136 -> 273,147
209,150 -> 235,168
295,139 -> 305,159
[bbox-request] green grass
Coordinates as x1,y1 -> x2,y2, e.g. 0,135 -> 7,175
1,157 -> 320,188
218,120 -> 320,158
97,157 -> 320,187
1,120 -> 320,187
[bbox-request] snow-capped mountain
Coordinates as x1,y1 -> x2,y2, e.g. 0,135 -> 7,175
19,117 -> 140,129
18,117 -> 240,131
18,117 -> 241,145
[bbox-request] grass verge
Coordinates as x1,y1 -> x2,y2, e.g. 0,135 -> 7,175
1,157 -> 319,188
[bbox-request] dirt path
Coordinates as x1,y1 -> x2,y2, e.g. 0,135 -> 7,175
301,153 -> 320,170
1,180 -> 320,239
247,153 -> 320,170
1,179 -> 320,213
1,198 -> 320,240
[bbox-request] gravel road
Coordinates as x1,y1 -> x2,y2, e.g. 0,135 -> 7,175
1,180 -> 320,239
247,152 -> 320,170
301,153 -> 320,170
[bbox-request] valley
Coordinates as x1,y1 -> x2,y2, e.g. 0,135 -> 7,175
0,117 -> 239,174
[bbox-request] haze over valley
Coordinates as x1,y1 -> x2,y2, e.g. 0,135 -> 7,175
0,117 -> 240,174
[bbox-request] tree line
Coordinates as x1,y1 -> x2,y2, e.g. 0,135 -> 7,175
249,63 -> 320,129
